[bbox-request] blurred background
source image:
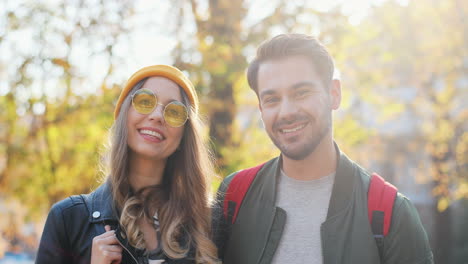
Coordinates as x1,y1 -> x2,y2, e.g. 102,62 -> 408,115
0,0 -> 467,263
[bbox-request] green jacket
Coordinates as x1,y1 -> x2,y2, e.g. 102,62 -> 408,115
213,150 -> 433,264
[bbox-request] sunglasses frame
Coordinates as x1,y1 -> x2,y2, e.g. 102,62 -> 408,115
131,88 -> 189,127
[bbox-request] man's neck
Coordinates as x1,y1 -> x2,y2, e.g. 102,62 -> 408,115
282,138 -> 337,181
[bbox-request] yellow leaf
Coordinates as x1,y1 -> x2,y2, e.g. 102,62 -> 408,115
437,197 -> 449,212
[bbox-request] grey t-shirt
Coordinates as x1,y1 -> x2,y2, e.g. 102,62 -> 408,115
271,170 -> 335,264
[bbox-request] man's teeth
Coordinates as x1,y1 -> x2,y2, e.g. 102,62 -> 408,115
140,129 -> 163,139
281,124 -> 306,133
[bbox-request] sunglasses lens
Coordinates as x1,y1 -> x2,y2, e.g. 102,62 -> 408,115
164,101 -> 188,127
133,90 -> 156,114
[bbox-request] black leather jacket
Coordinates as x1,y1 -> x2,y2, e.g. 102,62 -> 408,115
36,182 -> 195,264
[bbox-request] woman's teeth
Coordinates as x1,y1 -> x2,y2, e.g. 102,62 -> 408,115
140,129 -> 163,139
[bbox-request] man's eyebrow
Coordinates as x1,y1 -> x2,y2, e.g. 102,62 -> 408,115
290,81 -> 317,90
259,81 -> 318,99
259,89 -> 276,99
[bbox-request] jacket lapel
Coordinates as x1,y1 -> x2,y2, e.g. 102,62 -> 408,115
83,182 -> 141,264
326,150 -> 357,219
81,182 -> 119,224
321,147 -> 378,263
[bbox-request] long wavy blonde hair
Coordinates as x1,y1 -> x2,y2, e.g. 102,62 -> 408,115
106,78 -> 218,263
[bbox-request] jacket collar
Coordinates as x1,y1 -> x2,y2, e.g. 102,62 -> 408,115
268,143 -> 358,220
226,143 -> 359,264
83,181 -> 119,223
325,144 -> 358,219
262,156 -> 281,207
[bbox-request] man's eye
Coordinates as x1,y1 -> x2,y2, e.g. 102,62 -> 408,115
296,90 -> 311,98
263,97 -> 279,105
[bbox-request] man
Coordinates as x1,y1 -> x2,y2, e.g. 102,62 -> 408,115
213,34 -> 433,264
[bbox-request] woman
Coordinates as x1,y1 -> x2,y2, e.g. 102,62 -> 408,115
36,65 -> 219,264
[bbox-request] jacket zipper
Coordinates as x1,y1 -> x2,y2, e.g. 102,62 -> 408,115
116,238 -> 140,264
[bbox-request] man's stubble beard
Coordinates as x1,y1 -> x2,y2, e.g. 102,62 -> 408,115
268,111 -> 332,161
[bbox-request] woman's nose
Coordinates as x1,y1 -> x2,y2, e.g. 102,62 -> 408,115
148,103 -> 165,123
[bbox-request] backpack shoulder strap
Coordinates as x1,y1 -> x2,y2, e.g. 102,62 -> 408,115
223,163 -> 265,224
367,173 -> 398,259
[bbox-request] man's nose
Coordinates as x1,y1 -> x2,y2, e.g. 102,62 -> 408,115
277,98 -> 299,121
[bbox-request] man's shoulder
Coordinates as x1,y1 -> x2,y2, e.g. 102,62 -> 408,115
385,192 -> 433,262
392,192 -> 420,220
348,158 -> 424,224
221,158 -> 279,185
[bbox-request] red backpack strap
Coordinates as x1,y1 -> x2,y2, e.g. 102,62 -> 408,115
367,173 -> 398,236
223,163 -> 265,224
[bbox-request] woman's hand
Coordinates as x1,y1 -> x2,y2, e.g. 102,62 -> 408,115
91,225 -> 123,264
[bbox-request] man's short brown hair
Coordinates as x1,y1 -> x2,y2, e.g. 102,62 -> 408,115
247,34 -> 335,95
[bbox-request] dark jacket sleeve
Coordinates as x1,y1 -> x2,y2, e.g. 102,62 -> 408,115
35,200 -> 73,264
383,194 -> 434,264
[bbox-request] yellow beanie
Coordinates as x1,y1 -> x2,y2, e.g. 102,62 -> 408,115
114,65 -> 198,119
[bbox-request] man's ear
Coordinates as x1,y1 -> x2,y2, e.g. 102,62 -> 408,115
258,98 -> 265,127
330,79 -> 341,110
260,110 -> 265,128
257,92 -> 262,111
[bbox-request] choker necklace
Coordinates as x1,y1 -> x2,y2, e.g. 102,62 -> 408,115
148,211 -> 165,262
153,211 -> 160,231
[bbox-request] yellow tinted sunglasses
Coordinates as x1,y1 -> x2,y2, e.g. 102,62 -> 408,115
131,89 -> 189,127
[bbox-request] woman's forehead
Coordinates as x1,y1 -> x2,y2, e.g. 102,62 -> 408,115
141,76 -> 182,100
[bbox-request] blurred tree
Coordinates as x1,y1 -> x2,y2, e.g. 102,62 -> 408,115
336,0 -> 468,262
0,0 -> 136,217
